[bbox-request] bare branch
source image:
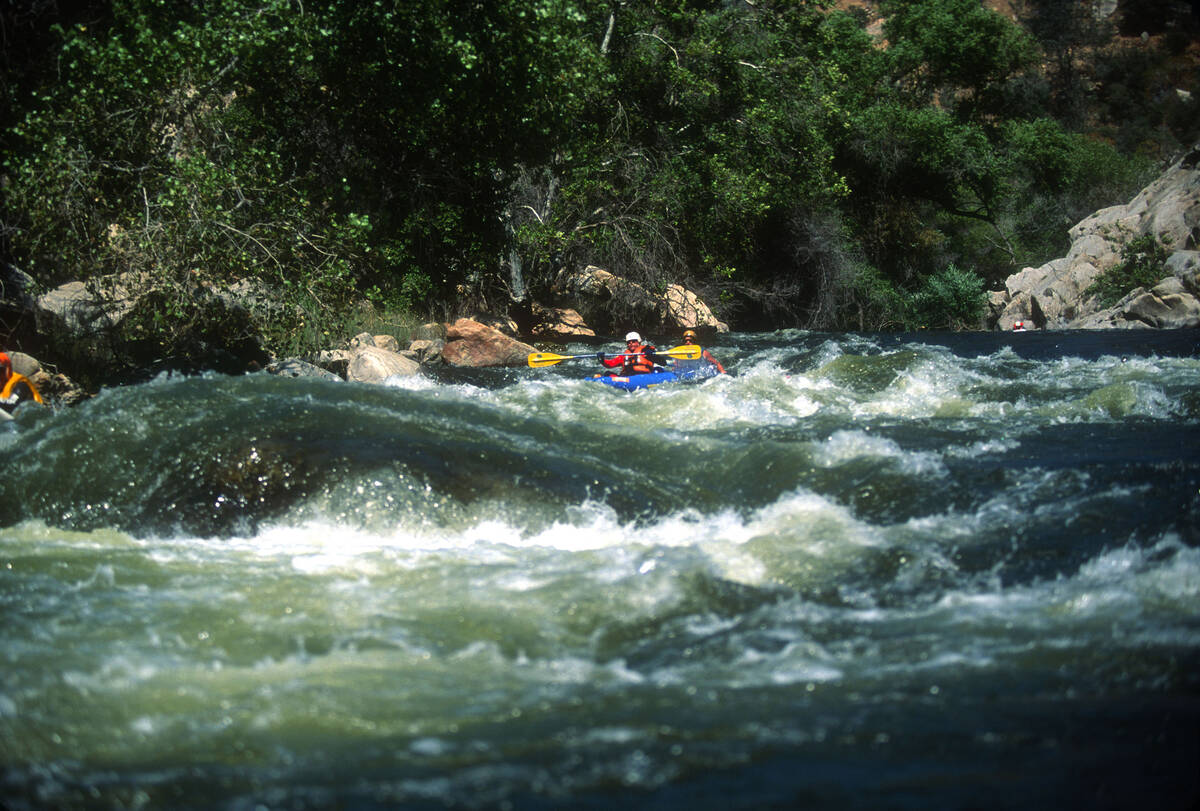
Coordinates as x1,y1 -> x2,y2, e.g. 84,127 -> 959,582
601,11 -> 615,54
215,221 -> 283,272
635,32 -> 680,65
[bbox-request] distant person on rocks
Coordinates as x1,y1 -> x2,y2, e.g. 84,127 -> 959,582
673,329 -> 726,375
1,352 -> 44,415
596,332 -> 662,376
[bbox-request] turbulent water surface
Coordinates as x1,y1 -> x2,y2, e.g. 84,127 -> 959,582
2,328 -> 1198,810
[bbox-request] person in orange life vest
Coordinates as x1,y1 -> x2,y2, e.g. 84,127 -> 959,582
679,328 -> 725,374
596,331 -> 663,376
1,352 -> 44,414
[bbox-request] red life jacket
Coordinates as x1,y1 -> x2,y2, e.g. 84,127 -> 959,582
623,344 -> 656,375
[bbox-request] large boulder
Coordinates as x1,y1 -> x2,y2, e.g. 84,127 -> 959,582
994,143 -> 1200,330
32,277 -> 151,381
552,265 -> 727,335
1069,271 -> 1200,329
442,318 -> 537,367
662,284 -> 728,332
552,265 -> 660,334
347,345 -> 421,383
1123,277 -> 1200,328
33,272 -> 270,380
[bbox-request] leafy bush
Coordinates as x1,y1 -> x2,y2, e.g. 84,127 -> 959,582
1085,234 -> 1168,307
839,262 -> 908,332
904,264 -> 988,330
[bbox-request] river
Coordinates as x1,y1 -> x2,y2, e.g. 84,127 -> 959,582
2,328 -> 1198,810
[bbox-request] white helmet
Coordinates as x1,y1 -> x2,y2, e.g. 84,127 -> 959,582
625,331 -> 641,342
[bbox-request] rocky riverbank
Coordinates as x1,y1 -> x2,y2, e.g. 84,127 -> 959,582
4,144 -> 1199,409
990,143 -> 1200,331
0,266 -> 729,407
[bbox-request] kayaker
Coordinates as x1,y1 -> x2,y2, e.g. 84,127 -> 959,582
677,329 -> 726,374
597,332 -> 662,376
1,351 -> 44,414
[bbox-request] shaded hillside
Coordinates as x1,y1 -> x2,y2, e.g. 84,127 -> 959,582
837,0 -> 1200,161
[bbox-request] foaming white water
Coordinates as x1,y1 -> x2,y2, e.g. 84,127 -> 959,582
925,534 -> 1200,631
743,372 -> 830,421
501,336 -> 1196,431
382,373 -> 441,391
813,429 -> 947,477
859,356 -> 985,419
32,478 -> 889,602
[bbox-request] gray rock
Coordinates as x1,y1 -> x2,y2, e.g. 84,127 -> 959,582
265,358 -> 344,382
407,338 -> 445,365
995,143 -> 1200,331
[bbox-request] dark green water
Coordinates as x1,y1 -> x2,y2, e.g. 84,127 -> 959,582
2,329 -> 1198,810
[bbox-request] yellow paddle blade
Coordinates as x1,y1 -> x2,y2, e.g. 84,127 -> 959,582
661,344 -> 702,360
528,345 -> 699,368
527,352 -> 571,368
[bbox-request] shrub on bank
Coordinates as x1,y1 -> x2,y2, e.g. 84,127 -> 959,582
1085,234 -> 1169,308
904,264 -> 988,330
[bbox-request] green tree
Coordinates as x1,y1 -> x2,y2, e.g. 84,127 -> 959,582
516,1 -> 875,328
881,0 -> 1039,121
0,0 -> 1177,359
3,0 -> 599,364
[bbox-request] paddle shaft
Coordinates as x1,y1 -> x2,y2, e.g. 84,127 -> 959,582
527,344 -> 702,368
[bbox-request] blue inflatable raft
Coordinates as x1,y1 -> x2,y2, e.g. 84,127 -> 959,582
587,364 -> 721,391
588,369 -> 681,391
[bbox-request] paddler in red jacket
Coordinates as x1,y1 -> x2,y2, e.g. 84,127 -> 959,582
1,351 -> 44,414
596,332 -> 663,376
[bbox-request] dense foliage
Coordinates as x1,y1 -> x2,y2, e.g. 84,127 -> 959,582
2,0 -> 1191,361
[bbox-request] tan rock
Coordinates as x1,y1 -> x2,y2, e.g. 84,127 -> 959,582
346,345 -> 420,383
374,334 -> 400,352
662,284 -> 728,332
1123,283 -> 1200,329
995,143 -> 1200,330
552,265 -> 727,335
442,318 -> 537,367
532,305 -> 595,340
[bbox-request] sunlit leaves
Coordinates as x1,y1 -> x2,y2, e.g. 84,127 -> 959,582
2,0 -> 1165,344
880,0 -> 1038,119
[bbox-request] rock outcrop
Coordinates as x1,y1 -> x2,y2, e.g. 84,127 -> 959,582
31,272 -> 271,378
346,344 -> 421,383
552,265 -> 728,334
994,144 -> 1200,330
530,304 -> 595,341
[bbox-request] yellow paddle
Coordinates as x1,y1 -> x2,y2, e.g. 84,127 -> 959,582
527,344 -> 702,368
